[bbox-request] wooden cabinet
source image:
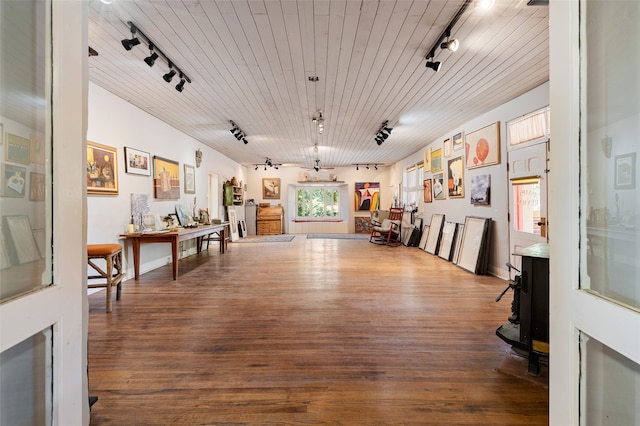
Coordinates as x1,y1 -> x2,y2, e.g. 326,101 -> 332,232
257,205 -> 283,235
223,184 -> 243,206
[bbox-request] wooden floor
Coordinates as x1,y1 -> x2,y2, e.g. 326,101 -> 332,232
88,235 -> 548,425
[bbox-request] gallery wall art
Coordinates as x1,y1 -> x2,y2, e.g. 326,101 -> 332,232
153,156 -> 180,199
355,182 -> 380,211
87,141 -> 118,195
465,122 -> 500,169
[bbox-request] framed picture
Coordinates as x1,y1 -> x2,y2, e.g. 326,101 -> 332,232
87,141 -> 119,195
227,207 -> 239,242
30,132 -> 45,164
175,204 -> 189,226
433,172 -> 445,200
443,138 -> 452,158
447,156 -> 464,198
438,221 -> 458,261
29,172 -> 45,201
423,179 -> 432,203
457,216 -> 491,275
355,182 -> 380,211
419,224 -> 430,251
153,156 -> 180,199
1,164 -> 27,197
470,174 -> 491,205
423,147 -> 432,172
124,147 -> 151,176
425,213 -> 445,255
614,152 -> 636,189
465,122 -> 500,169
184,164 -> 196,194
452,224 -> 465,265
453,131 -> 464,151
239,220 -> 247,238
5,133 -> 30,165
431,148 -> 443,172
3,215 -> 40,264
262,178 -> 281,199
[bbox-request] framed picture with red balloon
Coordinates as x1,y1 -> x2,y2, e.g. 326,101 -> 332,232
465,122 -> 500,169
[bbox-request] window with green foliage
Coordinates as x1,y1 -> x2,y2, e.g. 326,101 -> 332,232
296,187 -> 340,219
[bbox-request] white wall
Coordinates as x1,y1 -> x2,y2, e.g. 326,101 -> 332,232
245,165 -> 391,234
393,82 -> 550,279
87,83 -> 246,277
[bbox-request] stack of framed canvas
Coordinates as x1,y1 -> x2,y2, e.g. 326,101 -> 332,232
424,214 -> 444,255
456,216 -> 492,274
437,221 -> 458,261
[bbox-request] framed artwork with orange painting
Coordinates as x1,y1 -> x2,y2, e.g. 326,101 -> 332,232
465,122 -> 500,169
355,182 -> 380,211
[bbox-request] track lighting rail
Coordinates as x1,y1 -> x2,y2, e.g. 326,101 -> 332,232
122,21 -> 191,91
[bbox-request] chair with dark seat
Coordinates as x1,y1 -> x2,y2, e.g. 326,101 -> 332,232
370,207 -> 404,246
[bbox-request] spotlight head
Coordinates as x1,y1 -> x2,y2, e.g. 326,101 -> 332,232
426,60 -> 441,72
383,126 -> 393,133
163,69 -> 177,82
314,166 -> 319,172
274,165 -> 279,170
366,165 -> 370,170
144,52 -> 159,67
374,165 -> 378,170
175,79 -> 186,92
376,139 -> 383,146
242,138 -> 248,145
440,39 -> 460,52
255,165 -> 259,170
121,37 -> 140,51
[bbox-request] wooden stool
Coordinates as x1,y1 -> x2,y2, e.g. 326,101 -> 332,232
88,244 -> 124,313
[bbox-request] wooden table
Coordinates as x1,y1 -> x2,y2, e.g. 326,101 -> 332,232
121,223 -> 228,280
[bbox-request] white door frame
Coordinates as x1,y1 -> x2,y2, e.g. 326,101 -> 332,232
549,1 -> 640,424
0,1 -> 88,424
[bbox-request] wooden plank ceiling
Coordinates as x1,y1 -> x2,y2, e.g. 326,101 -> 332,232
88,0 -> 549,169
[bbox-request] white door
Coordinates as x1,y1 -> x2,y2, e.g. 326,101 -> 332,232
0,1 -> 87,424
550,1 -> 640,424
508,141 -> 549,275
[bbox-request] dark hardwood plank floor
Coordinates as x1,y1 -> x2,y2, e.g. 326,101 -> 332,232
88,235 -> 548,425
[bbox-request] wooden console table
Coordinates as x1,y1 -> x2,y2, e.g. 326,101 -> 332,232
121,223 -> 228,281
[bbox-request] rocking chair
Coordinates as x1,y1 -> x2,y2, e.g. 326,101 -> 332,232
369,207 -> 404,246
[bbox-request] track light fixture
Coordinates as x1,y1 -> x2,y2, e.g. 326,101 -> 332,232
175,76 -> 186,92
312,111 -> 324,134
163,66 -> 177,82
229,120 -> 249,144
144,45 -> 159,67
425,57 -> 442,72
354,163 -> 381,170
424,0 -> 471,72
253,158 -> 282,170
374,120 -> 393,146
121,21 -> 191,92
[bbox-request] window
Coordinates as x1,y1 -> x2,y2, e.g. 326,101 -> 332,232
296,187 -> 340,219
402,163 -> 424,209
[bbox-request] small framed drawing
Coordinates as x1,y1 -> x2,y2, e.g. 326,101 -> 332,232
424,147 -> 432,172
263,178 -> 281,199
153,156 -> 180,199
470,174 -> 491,205
124,147 -> 151,176
447,156 -> 464,198
433,172 -> 445,200
87,141 -> 119,195
431,148 -> 443,172
2,164 -> 27,197
465,122 -> 500,169
184,164 -> 196,194
5,133 -> 30,165
614,152 -> 635,189
29,172 -> 45,201
443,138 -> 452,158
453,131 -> 464,151
3,215 -> 40,264
423,179 -> 432,203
